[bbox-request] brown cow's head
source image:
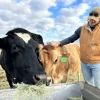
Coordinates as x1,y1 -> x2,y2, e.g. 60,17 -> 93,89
39,44 -> 70,84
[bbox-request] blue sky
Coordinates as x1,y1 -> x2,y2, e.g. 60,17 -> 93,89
0,0 -> 100,44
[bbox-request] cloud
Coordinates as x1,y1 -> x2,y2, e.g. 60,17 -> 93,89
83,0 -> 100,5
59,3 -> 90,17
57,0 -> 77,6
0,0 -> 56,35
35,18 -> 55,31
0,0 -> 31,15
29,0 -> 56,18
30,0 -> 56,10
44,3 -> 90,43
55,3 -> 90,29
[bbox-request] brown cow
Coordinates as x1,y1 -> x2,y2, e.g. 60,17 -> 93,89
39,43 -> 80,84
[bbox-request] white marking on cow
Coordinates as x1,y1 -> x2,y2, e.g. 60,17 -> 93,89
0,49 -> 2,55
15,33 -> 31,43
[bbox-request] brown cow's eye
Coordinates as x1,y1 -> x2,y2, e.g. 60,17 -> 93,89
54,58 -> 58,64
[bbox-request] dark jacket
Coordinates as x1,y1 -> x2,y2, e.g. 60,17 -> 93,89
60,27 -> 82,46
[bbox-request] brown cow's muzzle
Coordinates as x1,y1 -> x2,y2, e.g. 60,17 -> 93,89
33,74 -> 51,86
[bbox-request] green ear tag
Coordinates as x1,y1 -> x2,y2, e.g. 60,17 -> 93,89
60,57 -> 67,62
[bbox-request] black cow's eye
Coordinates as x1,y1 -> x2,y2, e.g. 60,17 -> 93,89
12,45 -> 18,50
11,45 -> 19,53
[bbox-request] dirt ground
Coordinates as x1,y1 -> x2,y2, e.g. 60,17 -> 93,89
0,65 -> 84,89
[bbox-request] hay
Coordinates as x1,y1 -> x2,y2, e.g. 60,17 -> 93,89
13,83 -> 52,100
68,95 -> 83,100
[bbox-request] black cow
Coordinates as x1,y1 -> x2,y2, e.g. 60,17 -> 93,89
0,28 -> 49,88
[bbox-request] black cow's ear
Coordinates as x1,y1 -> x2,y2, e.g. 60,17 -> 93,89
0,37 -> 6,50
6,30 -> 14,35
30,33 -> 44,45
36,34 -> 44,45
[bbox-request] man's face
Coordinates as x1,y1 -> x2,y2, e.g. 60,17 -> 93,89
88,19 -> 99,26
88,11 -> 100,26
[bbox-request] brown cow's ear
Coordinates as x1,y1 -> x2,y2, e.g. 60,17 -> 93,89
43,49 -> 48,53
60,52 -> 70,58
66,53 -> 70,58
38,44 -> 43,51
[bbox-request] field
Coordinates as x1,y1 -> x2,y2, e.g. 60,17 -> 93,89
0,65 -> 84,89
0,66 -> 9,89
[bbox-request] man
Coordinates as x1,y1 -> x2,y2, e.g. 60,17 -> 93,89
53,7 -> 100,89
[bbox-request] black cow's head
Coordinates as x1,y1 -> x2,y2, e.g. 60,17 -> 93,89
0,28 -> 49,87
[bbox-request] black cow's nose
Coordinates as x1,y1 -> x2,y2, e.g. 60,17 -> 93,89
33,74 -> 47,84
33,74 -> 51,85
35,74 -> 46,81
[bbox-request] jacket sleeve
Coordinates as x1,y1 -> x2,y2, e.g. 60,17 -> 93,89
60,26 -> 82,46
